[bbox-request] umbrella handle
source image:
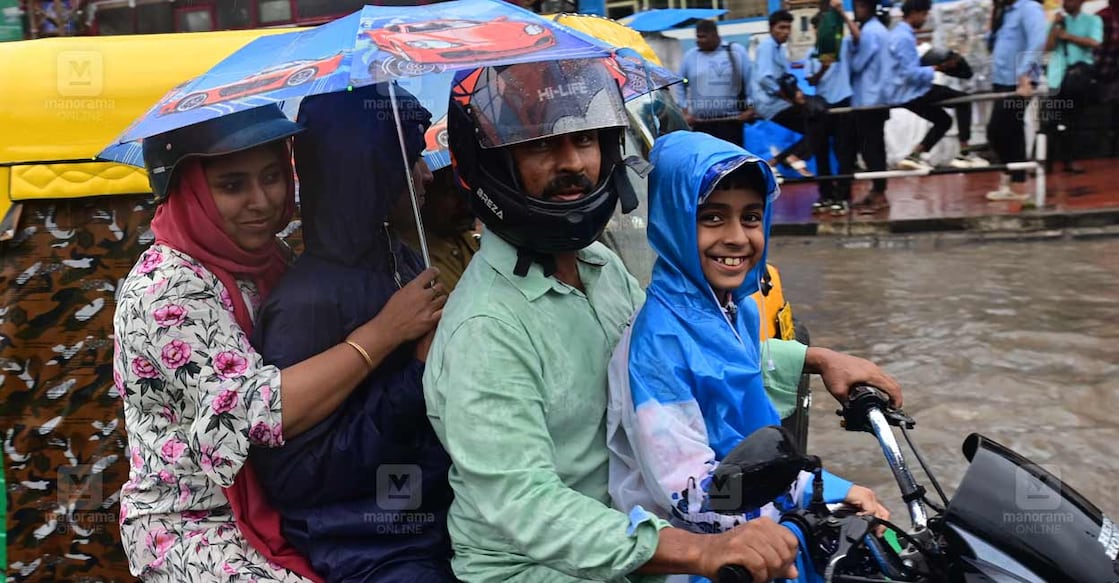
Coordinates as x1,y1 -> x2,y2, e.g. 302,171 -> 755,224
387,81 -> 433,271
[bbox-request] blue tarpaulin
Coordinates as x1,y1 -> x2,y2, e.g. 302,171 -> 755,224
622,8 -> 728,32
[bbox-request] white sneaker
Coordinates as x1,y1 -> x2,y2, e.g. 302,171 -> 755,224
963,153 -> 990,167
948,154 -> 990,168
897,154 -> 934,171
948,156 -> 973,169
985,187 -> 1029,201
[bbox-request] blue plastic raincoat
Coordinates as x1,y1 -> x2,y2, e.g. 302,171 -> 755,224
607,132 -> 851,581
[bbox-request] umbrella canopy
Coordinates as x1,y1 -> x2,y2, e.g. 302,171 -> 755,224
547,13 -> 664,65
96,0 -> 681,269
100,0 -> 679,159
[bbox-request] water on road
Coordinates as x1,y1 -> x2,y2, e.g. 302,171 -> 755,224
768,237 -> 1119,521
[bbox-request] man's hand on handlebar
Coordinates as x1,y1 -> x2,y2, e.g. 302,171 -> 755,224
804,347 -> 903,408
701,518 -> 799,582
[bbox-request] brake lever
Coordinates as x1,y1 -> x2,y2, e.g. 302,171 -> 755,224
836,385 -> 915,432
882,408 -> 916,430
822,515 -> 873,582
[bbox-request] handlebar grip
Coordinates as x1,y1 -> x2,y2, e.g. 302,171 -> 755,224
850,384 -> 889,404
716,565 -> 754,583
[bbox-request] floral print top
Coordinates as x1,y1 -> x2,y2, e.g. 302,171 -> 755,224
114,245 -> 306,582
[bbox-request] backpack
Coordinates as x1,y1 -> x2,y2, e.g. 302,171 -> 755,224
1060,39 -> 1097,99
724,43 -> 749,112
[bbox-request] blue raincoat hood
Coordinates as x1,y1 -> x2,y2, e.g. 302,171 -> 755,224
632,131 -> 781,459
295,83 -> 430,269
647,131 -> 777,309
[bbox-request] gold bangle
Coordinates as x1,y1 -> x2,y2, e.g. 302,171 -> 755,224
344,340 -> 374,369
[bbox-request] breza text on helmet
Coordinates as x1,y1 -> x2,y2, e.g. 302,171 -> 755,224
477,187 -> 504,219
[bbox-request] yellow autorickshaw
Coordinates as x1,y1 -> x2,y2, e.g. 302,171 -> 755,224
0,28 -> 292,581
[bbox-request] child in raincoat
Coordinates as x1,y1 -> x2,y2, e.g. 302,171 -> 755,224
607,131 -> 898,581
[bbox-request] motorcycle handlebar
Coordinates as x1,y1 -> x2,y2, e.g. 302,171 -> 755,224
716,564 -> 753,583
717,519 -> 809,583
844,385 -> 928,530
866,408 -> 929,529
717,385 -> 931,581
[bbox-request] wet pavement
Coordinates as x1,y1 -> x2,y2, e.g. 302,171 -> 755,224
768,237 -> 1119,522
771,157 -> 1119,231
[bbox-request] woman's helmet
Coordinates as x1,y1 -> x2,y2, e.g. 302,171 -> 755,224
142,104 -> 304,201
447,58 -> 636,273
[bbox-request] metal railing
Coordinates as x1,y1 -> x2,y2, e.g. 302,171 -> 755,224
703,90 -> 1053,208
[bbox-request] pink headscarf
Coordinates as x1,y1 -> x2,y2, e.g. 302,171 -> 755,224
150,156 -> 322,583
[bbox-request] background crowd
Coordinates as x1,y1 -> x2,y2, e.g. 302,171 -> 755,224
674,0 -> 1116,213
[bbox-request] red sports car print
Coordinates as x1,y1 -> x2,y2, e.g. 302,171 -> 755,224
425,115 -> 448,153
365,17 -> 555,63
158,53 -> 345,115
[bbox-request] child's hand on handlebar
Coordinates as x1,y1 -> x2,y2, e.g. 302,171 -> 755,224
804,347 -> 903,408
844,485 -> 892,535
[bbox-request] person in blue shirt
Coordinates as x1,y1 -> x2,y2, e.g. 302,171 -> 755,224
807,3 -> 859,214
849,0 -> 893,213
751,10 -> 826,177
676,19 -> 756,146
888,0 -> 984,171
985,0 -> 1048,201
1043,0 -> 1103,173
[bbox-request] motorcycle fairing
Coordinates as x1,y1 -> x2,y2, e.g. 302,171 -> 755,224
944,433 -> 1119,583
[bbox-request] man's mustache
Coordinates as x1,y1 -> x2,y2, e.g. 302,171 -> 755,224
541,173 -> 595,200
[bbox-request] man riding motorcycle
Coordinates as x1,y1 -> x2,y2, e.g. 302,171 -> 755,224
422,58 -> 802,582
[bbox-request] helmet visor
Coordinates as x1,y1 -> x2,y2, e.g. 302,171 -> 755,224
455,58 -> 629,149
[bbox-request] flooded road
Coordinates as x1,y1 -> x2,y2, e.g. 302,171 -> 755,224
768,237 -> 1119,521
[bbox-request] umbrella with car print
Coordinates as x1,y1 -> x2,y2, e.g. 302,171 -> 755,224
99,0 -> 680,266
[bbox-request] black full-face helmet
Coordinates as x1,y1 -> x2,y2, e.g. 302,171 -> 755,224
447,58 -> 638,275
141,104 -> 304,201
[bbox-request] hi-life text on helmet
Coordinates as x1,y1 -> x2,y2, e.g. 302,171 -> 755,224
447,58 -> 639,274
141,104 -> 304,201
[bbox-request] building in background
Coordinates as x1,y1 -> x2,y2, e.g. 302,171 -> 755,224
0,0 -> 24,41
86,0 -> 369,35
13,0 -> 85,38
604,0 -> 768,22
786,0 -> 820,61
8,0 -> 802,40
7,0 -> 595,38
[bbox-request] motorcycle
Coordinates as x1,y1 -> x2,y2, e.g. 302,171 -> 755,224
711,386 -> 1119,583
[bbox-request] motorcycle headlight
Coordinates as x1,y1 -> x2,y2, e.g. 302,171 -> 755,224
523,24 -> 545,35
406,39 -> 459,49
